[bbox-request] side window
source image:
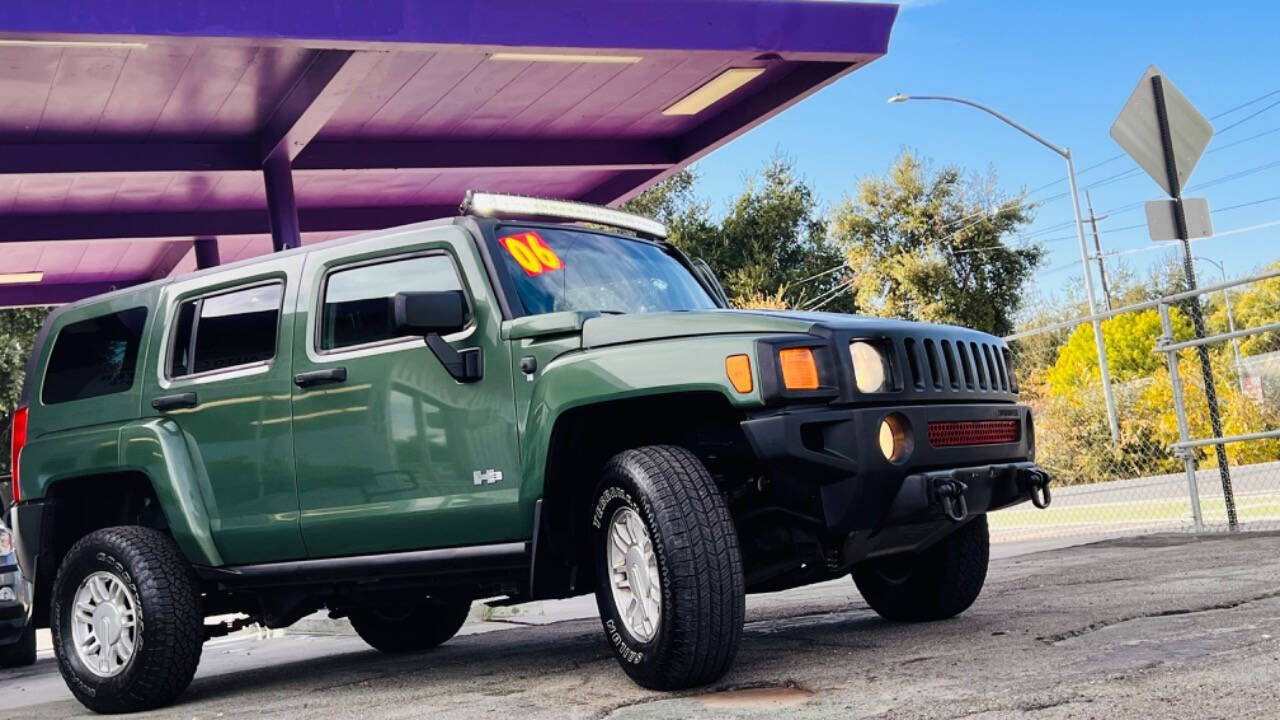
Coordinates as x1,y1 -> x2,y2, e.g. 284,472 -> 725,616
320,254 -> 466,351
169,283 -> 283,378
42,308 -> 148,404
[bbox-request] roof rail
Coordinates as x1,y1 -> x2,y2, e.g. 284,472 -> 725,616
459,190 -> 668,240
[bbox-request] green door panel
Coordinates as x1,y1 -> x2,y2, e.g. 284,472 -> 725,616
514,333 -> 771,517
290,225 -> 524,558
139,259 -> 308,565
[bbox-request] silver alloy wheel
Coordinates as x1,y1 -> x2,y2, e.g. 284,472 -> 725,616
607,506 -> 662,642
71,571 -> 139,677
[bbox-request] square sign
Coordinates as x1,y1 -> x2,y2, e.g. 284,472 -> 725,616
1145,197 -> 1213,242
1110,66 -> 1213,197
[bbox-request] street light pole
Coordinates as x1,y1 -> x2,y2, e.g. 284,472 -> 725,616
889,93 -> 1121,442
1195,256 -> 1247,393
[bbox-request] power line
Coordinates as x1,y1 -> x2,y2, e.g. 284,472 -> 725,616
803,276 -> 857,311
791,262 -> 848,288
1034,215 -> 1280,276
1024,157 -> 1280,241
1208,88 -> 1280,120
1019,87 -> 1280,202
1216,98 -> 1280,135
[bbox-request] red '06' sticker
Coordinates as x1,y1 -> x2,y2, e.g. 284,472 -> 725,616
499,231 -> 564,277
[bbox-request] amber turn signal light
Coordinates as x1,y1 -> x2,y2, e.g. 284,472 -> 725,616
725,354 -> 753,393
778,347 -> 820,390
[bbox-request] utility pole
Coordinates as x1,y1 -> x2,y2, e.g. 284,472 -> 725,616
1085,190 -> 1113,311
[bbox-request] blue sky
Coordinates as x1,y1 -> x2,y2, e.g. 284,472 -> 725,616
692,0 -> 1280,306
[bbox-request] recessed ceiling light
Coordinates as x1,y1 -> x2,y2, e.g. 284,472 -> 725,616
0,38 -> 148,49
489,52 -> 641,64
662,67 -> 766,116
0,271 -> 43,285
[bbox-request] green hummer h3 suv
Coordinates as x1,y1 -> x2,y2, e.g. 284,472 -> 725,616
10,192 -> 1051,713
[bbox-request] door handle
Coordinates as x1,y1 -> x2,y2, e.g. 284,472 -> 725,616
152,392 -> 198,411
294,367 -> 348,388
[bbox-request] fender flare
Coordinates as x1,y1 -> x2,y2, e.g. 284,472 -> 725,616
118,418 -> 223,567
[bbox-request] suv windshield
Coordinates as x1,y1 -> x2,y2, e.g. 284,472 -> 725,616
494,225 -> 718,317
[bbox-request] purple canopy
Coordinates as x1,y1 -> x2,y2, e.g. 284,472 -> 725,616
0,0 -> 897,307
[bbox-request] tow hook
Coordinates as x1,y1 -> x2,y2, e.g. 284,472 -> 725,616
1019,467 -> 1053,509
929,477 -> 969,522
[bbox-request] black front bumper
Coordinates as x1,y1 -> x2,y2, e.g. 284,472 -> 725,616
741,403 -> 1049,536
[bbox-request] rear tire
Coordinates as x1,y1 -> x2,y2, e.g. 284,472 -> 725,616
852,515 -> 989,622
348,599 -> 471,653
590,445 -> 745,690
51,526 -> 203,713
0,621 -> 36,668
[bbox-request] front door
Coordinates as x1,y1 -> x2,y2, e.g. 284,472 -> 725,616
289,227 -> 523,558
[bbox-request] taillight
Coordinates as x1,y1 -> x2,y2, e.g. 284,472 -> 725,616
10,406 -> 27,504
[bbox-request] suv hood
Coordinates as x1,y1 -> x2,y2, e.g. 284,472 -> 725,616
580,309 -> 1003,349
580,310 -> 812,348
581,309 -> 852,349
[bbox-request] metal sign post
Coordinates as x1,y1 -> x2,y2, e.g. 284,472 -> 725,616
1112,66 -> 1236,530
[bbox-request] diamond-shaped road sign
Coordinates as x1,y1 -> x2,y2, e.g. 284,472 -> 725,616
1110,65 -> 1213,198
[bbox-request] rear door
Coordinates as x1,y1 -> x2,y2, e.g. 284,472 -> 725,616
143,258 -> 306,564
289,226 -> 523,558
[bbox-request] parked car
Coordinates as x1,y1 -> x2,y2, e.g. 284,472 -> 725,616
0,511 -> 36,668
10,192 -> 1051,713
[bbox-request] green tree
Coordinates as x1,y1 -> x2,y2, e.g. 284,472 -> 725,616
1206,261 -> 1280,356
0,307 -> 50,474
1046,308 -> 1192,394
829,151 -> 1042,336
623,159 -> 852,312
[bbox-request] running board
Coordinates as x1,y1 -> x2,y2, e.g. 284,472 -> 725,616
195,542 -> 530,589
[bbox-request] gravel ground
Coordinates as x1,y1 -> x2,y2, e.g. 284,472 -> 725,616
3,532 -> 1280,719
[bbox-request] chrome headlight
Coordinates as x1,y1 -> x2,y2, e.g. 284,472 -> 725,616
849,341 -> 889,393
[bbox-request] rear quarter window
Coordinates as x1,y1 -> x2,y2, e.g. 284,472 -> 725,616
41,307 -> 148,405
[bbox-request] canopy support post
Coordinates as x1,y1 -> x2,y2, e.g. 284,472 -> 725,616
263,151 -> 301,252
194,236 -> 220,269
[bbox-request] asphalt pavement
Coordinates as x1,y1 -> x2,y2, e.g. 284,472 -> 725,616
4,531 -> 1280,719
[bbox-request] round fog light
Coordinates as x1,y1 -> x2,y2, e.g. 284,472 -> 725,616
878,414 -> 911,463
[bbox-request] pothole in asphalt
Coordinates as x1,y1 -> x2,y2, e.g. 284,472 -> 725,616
691,684 -> 815,710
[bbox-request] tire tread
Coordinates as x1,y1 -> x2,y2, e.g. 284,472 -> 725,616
52,526 -> 203,713
599,445 -> 745,689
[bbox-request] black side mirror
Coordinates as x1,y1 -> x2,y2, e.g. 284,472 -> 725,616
392,291 -> 482,383
393,291 -> 468,335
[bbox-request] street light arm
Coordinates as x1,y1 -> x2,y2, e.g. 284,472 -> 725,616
889,90 -> 1119,442
901,95 -> 1069,158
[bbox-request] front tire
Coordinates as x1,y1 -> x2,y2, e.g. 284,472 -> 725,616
348,599 -> 471,653
591,445 -> 745,690
852,515 -> 990,622
51,526 -> 203,713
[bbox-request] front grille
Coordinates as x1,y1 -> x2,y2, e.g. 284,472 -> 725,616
900,335 -> 1016,395
928,420 -> 1020,447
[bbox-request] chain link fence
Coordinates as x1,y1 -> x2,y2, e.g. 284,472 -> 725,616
996,268 -> 1280,546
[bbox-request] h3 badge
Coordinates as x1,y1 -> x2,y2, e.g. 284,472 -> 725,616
473,469 -> 504,486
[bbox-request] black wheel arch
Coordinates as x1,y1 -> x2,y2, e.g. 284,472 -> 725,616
530,392 -> 752,601
26,471 -> 170,628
